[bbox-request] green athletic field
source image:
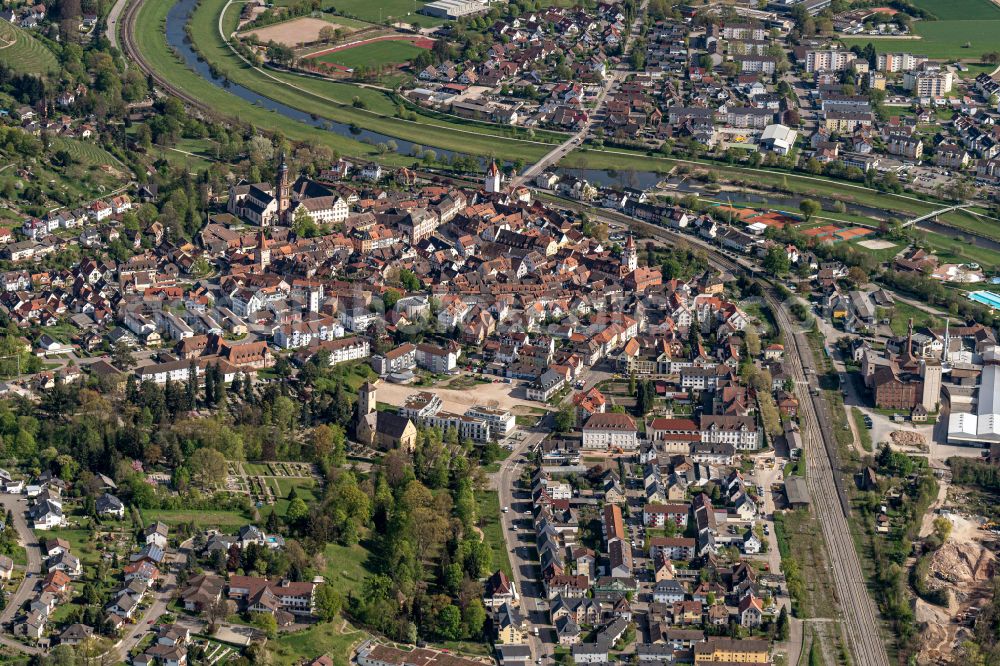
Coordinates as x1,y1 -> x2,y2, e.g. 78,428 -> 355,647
313,40 -> 426,69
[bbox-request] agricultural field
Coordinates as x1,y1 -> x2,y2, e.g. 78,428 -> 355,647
909,0 -> 1000,21
0,20 -> 58,75
311,39 -> 428,69
49,137 -> 123,169
241,16 -> 358,47
842,0 -> 1000,61
325,0 -> 444,27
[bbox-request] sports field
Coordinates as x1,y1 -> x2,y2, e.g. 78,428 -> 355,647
0,20 -> 58,75
842,0 -> 1000,60
242,16 -> 356,47
312,40 -> 427,69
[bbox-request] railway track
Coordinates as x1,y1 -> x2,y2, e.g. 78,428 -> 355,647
120,0 -> 228,119
552,197 -> 890,665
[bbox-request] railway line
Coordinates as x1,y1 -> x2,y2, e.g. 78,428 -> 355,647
120,0 -> 236,121
550,197 -> 890,666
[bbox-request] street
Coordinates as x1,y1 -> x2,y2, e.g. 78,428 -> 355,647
491,368 -> 608,665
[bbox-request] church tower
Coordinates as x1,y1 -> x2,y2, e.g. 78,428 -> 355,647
255,229 -> 271,271
485,160 -> 501,193
359,381 -> 377,418
622,234 -> 638,273
277,153 -> 291,222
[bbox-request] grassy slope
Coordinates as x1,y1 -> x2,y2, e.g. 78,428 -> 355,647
0,21 -> 58,75
140,508 -> 251,527
271,622 -> 366,666
186,0 -> 556,160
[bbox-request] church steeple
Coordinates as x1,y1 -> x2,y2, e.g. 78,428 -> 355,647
277,153 -> 290,222
485,160 -> 501,193
622,234 -> 637,273
255,228 -> 271,271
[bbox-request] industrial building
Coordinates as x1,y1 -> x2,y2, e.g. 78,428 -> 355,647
948,355 -> 1000,445
420,0 -> 488,19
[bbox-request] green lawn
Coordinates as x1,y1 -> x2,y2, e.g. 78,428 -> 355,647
270,621 -> 367,666
314,41 -> 427,69
852,408 -> 874,453
269,478 -> 318,516
0,21 -> 58,75
140,509 -> 251,528
475,491 -> 513,578
888,300 -> 942,337
243,463 -> 271,475
321,541 -> 372,595
45,528 -> 109,567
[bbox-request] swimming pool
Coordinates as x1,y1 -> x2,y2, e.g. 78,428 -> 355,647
969,290 -> 1000,309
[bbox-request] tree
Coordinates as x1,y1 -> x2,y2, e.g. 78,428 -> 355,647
932,516 -> 952,543
799,199 -> 820,222
250,611 -> 278,639
776,606 -> 790,641
265,509 -> 281,533
110,343 -> 135,370
315,583 -> 344,621
286,497 -> 309,522
744,326 -> 761,358
846,266 -> 867,287
462,599 -> 487,638
554,404 -> 575,432
763,245 -> 791,275
436,604 -> 463,640
187,448 -> 227,489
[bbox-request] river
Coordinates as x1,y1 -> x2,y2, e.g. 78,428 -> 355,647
164,0 -> 458,160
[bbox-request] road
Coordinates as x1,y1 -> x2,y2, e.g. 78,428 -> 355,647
106,0 -> 129,52
511,0 -> 647,189
113,539 -> 190,661
548,196 -> 890,666
0,495 -> 43,626
491,368 -> 609,665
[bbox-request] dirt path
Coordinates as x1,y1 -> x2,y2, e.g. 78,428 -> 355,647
374,378 -> 543,415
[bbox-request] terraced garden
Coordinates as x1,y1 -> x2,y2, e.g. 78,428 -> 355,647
0,21 -> 58,75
